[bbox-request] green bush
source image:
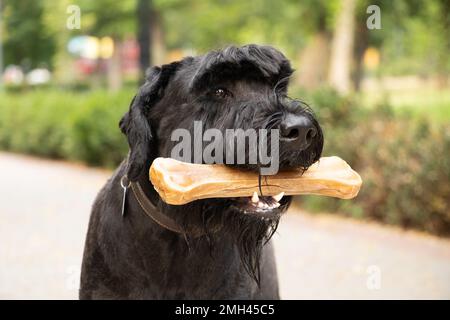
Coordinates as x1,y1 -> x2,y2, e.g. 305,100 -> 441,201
296,87 -> 450,236
0,89 -> 132,168
65,91 -> 130,167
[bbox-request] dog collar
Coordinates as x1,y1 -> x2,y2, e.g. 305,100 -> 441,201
129,180 -> 186,234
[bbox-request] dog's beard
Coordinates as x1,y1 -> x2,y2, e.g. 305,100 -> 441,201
210,201 -> 288,285
161,195 -> 291,285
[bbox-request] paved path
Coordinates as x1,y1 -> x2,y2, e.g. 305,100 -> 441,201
0,152 -> 449,299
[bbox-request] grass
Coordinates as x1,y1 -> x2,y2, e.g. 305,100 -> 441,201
361,88 -> 450,123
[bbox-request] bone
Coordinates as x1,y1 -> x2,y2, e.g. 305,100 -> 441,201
149,156 -> 362,205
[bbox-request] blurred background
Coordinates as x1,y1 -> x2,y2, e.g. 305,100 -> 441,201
0,0 -> 449,299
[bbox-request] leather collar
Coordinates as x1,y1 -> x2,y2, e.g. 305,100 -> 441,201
130,181 -> 186,234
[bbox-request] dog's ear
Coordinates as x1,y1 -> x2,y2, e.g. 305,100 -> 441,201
119,63 -> 179,181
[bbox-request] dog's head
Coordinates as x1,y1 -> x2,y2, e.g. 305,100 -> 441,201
120,44 -> 323,282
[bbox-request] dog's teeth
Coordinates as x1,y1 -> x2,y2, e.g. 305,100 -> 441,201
251,192 -> 259,203
272,192 -> 285,202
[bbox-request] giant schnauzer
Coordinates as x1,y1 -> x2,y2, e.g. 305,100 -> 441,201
80,44 -> 323,299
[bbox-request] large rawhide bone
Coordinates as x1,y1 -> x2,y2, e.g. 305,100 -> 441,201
149,156 -> 362,205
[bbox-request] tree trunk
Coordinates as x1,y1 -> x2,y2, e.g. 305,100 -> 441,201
353,22 -> 369,91
296,32 -> 331,90
0,0 -> 3,90
328,0 -> 357,94
151,11 -> 165,66
107,39 -> 122,92
436,0 -> 449,88
137,0 -> 152,84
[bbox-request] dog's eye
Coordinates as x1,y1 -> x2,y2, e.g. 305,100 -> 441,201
214,88 -> 229,99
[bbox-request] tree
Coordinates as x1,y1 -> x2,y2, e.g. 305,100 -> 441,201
352,0 -> 449,89
294,0 -> 335,90
74,0 -> 135,90
137,0 -> 151,83
328,0 -> 357,94
160,0 -> 308,56
3,0 -> 56,70
76,0 -> 168,88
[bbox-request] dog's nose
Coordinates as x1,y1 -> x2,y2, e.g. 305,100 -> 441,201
279,114 -> 317,150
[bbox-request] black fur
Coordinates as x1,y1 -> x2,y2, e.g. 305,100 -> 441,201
80,44 -> 323,299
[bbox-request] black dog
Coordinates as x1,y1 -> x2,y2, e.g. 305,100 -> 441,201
79,44 -> 323,299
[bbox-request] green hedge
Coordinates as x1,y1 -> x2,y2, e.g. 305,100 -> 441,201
295,87 -> 450,236
0,89 -> 132,168
1,88 -> 449,235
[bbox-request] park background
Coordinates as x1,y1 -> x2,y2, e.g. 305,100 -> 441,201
0,0 -> 449,299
